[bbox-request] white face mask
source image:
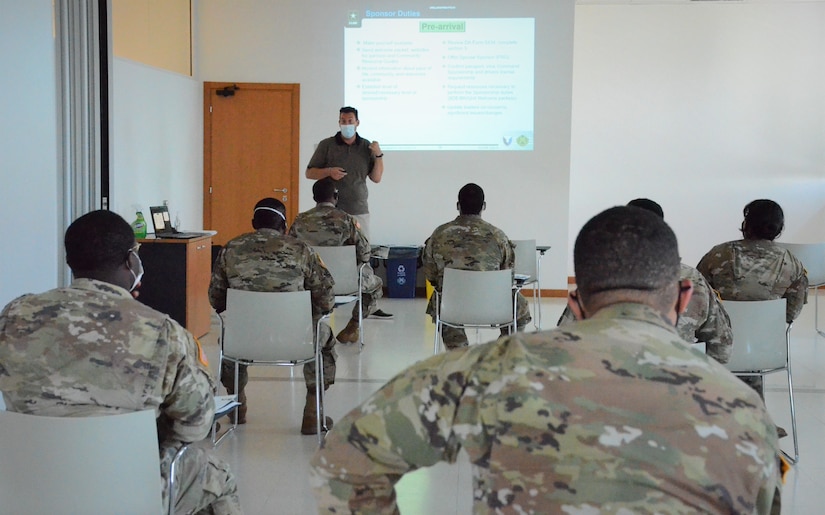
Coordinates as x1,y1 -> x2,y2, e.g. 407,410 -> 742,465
128,250 -> 144,292
340,124 -> 356,139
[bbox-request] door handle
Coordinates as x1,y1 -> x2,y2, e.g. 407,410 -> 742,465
273,188 -> 288,193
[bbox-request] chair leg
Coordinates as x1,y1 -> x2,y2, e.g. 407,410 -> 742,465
358,293 -> 364,351
359,267 -> 365,350
536,254 -> 543,330
785,368 -> 799,464
433,320 -> 441,355
816,290 -> 825,339
316,369 -> 323,445
433,292 -> 442,355
233,363 -> 240,427
316,318 -> 325,444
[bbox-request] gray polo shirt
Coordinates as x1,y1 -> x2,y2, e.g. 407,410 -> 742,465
307,132 -> 375,215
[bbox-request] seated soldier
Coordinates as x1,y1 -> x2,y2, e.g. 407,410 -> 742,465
422,183 -> 530,349
0,210 -> 242,515
697,198 -> 808,437
289,178 -> 391,345
559,198 -> 733,364
209,198 -> 336,435
312,205 -> 784,514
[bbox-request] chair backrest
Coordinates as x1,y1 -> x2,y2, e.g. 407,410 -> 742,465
512,239 -> 537,279
313,245 -> 359,295
440,268 -> 514,325
777,242 -> 825,287
223,289 -> 315,362
0,409 -> 163,514
723,298 -> 788,372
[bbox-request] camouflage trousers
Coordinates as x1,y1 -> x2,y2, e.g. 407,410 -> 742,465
160,441 -> 242,515
220,319 -> 336,392
352,264 -> 383,320
430,291 -> 532,350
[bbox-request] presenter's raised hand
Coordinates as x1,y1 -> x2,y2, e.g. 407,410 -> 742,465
370,141 -> 383,157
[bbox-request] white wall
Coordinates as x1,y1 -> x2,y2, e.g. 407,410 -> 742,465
7,2 -> 821,308
194,0 -> 576,290
570,3 -> 825,272
111,58 -> 203,230
0,0 -> 60,306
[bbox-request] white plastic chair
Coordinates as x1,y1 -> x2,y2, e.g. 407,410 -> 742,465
433,268 -> 517,354
217,289 -> 329,445
512,239 -> 541,330
0,408 -> 185,515
723,298 -> 798,463
313,245 -> 366,349
777,242 -> 825,338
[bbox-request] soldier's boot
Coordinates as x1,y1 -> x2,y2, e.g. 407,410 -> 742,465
236,390 -> 247,424
336,318 -> 360,344
225,386 -> 248,425
300,391 -> 333,435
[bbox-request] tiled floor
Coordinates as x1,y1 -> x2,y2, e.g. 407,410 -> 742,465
197,294 -> 825,514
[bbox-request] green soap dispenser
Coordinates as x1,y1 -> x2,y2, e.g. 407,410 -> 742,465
132,211 -> 147,239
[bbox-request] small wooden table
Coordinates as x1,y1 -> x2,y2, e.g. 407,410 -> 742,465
136,234 -> 213,338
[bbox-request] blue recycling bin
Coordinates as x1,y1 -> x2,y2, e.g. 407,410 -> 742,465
386,246 -> 420,298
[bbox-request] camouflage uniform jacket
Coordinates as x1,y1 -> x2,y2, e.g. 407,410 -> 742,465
0,278 -> 215,444
288,203 -> 371,263
423,214 -> 515,316
311,303 -> 781,514
697,239 -> 808,323
209,228 -> 334,317
559,264 -> 733,363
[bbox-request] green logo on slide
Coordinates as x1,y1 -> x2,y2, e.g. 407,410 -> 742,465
517,135 -> 530,147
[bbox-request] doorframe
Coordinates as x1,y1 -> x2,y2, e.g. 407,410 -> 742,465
202,82 -> 301,230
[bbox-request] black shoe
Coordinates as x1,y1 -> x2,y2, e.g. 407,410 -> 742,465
370,309 -> 394,319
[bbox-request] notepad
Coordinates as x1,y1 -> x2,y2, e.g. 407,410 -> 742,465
214,395 -> 241,417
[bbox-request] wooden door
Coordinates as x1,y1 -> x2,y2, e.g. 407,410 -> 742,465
204,82 -> 300,246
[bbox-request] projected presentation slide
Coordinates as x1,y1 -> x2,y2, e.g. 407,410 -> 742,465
344,9 -> 534,151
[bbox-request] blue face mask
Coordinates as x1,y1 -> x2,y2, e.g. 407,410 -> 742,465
340,124 -> 356,139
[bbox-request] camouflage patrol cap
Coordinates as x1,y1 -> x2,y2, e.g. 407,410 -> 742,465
574,206 -> 680,296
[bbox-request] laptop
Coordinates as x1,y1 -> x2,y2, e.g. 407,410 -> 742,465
148,205 -> 205,239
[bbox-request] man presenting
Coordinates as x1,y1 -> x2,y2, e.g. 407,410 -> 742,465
0,210 -> 242,514
312,206 -> 783,514
306,106 -> 383,238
